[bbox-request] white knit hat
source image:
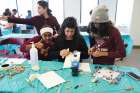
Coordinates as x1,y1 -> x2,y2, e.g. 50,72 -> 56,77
91,5 -> 109,23
40,27 -> 53,36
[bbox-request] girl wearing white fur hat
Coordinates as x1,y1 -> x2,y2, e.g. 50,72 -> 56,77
88,5 -> 126,65
20,26 -> 55,60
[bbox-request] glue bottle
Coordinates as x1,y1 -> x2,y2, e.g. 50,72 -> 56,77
30,42 -> 39,71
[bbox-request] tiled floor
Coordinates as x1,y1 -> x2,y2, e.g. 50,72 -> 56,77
115,48 -> 140,70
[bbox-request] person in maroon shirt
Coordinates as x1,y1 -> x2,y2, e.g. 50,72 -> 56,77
20,26 -> 55,60
0,0 -> 60,35
88,5 -> 126,65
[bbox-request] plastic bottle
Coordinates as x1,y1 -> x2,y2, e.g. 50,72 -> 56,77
30,42 -> 39,71
71,51 -> 80,76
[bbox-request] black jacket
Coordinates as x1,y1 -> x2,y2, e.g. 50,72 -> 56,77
50,35 -> 89,62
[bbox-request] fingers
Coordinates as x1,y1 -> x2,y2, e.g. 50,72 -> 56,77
60,48 -> 70,58
88,49 -> 92,55
88,47 -> 96,55
0,16 -> 8,20
35,42 -> 44,49
92,51 -> 103,57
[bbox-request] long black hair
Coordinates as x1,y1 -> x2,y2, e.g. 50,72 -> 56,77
37,0 -> 52,16
60,17 -> 80,40
89,21 -> 112,37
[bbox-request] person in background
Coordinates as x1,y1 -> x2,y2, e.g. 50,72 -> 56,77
1,8 -> 13,29
0,9 -> 20,47
11,9 -> 19,33
88,5 -> 126,65
20,26 -> 55,60
26,10 -> 33,30
3,8 -> 11,16
51,17 -> 89,62
0,0 -> 60,36
26,10 -> 32,19
11,9 -> 18,17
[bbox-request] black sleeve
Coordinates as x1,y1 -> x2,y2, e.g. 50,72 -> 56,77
90,36 -> 96,47
79,36 -> 89,59
87,22 -> 91,33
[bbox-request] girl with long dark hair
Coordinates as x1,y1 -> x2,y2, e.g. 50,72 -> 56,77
51,17 -> 89,62
88,5 -> 126,65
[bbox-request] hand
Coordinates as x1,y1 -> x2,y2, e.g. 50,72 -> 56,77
92,51 -> 108,57
60,48 -> 70,58
35,42 -> 44,49
3,23 -> 13,29
88,47 -> 96,55
40,49 -> 48,57
0,16 -> 8,20
53,33 -> 59,38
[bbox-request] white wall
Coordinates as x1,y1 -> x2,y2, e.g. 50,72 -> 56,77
64,0 -> 81,24
49,0 -> 63,24
17,0 -> 33,18
0,0 -> 33,17
130,0 -> 140,46
81,0 -> 97,26
0,0 -> 16,15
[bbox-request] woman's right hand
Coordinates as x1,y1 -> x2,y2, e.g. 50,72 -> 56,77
0,16 -> 8,20
88,47 -> 96,55
35,42 -> 44,49
60,48 -> 70,58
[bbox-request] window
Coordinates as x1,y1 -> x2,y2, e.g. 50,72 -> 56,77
0,0 -> 16,15
81,0 -> 98,26
115,0 -> 134,34
17,0 -> 33,17
49,0 -> 64,24
0,0 -> 33,17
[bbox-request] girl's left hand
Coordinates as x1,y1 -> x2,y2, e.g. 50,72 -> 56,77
60,48 -> 70,58
92,51 -> 108,57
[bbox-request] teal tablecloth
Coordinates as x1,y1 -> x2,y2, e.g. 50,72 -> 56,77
0,59 -> 140,93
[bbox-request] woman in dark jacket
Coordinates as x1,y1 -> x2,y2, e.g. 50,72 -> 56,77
51,17 -> 89,62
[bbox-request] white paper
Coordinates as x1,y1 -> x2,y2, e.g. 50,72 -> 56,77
79,63 -> 91,72
63,53 -> 73,68
38,71 -> 65,89
4,58 -> 27,64
63,51 -> 81,68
